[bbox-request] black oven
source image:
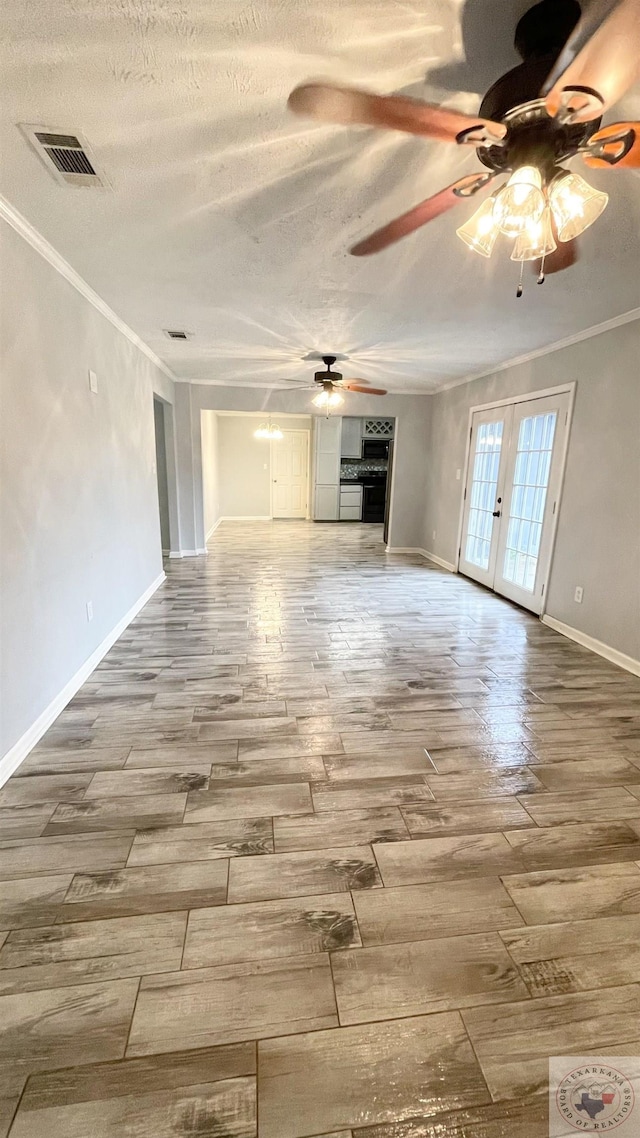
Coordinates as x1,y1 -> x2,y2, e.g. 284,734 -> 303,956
362,438 -> 389,459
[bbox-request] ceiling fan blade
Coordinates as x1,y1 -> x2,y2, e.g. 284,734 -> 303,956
340,383 -> 387,395
532,237 -> 579,276
583,121 -> 640,168
542,0 -> 640,121
288,84 -> 505,144
350,172 -> 494,257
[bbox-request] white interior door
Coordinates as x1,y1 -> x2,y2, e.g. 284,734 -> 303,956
459,391 -> 571,613
272,431 -> 309,518
458,407 -> 512,588
493,392 -> 571,613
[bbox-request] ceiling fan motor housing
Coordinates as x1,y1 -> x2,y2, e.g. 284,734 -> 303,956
476,0 -> 601,177
315,355 -> 342,384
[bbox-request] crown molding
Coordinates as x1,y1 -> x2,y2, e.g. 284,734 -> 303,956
434,307 -> 640,394
0,194 -> 176,383
4,191 -> 636,399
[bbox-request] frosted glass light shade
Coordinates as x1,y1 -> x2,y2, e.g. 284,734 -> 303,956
493,166 -> 545,237
549,170 -> 608,241
456,197 -> 499,257
312,388 -> 344,408
511,208 -> 557,261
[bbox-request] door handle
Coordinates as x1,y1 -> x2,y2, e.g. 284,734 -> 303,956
492,510 -> 501,517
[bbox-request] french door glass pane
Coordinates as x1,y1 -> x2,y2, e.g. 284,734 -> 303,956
464,420 -> 503,570
502,411 -> 557,591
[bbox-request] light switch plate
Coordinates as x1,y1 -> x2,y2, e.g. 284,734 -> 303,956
89,370 -> 98,394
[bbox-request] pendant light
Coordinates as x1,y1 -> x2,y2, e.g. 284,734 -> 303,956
254,417 -> 283,440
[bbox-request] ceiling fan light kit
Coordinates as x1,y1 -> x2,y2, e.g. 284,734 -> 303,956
288,0 -> 639,294
287,355 -> 388,414
312,386 -> 344,410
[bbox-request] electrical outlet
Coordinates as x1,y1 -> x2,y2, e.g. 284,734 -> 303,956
574,586 -> 583,603
86,601 -> 93,621
88,370 -> 98,394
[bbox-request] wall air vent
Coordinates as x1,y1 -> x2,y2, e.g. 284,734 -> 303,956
19,125 -> 109,188
164,330 -> 192,341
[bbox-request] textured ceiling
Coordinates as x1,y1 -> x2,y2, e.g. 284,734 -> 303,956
1,0 -> 639,391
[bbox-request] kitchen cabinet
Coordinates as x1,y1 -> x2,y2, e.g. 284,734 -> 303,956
340,417 -> 362,458
363,418 -> 394,438
339,484 -> 363,520
312,416 -> 342,520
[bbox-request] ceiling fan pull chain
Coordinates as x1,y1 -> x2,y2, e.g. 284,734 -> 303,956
537,252 -> 547,285
516,259 -> 525,298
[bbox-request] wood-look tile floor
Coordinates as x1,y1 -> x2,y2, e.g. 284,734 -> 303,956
2,521 -> 640,1137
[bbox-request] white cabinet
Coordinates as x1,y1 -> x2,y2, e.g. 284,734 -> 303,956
312,416 -> 342,520
340,417 -> 362,458
363,418 -> 394,438
316,484 -> 340,520
339,483 -> 363,521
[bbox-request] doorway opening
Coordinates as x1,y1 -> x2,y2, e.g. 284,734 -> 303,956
153,397 -> 171,555
457,386 -> 574,614
199,412 -> 312,536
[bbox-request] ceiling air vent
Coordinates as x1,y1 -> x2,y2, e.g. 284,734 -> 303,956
19,125 -> 109,188
164,330 -> 192,341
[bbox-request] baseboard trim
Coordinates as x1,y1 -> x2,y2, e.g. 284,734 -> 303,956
205,518 -> 222,541
168,549 -> 207,558
385,546 -> 456,572
418,549 -> 456,572
0,571 -> 166,787
219,516 -> 272,522
541,614 -> 640,678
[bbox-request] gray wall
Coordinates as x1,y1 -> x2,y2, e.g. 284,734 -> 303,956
0,221 -> 172,760
177,385 -> 431,550
422,317 -> 640,660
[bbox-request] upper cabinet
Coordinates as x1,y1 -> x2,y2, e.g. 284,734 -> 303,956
363,418 -> 394,438
340,417 -> 362,458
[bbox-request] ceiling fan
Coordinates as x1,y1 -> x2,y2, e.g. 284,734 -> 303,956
283,355 -> 387,410
288,0 -> 640,290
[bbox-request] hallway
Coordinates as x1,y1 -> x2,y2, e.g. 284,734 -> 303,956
2,521 -> 640,1136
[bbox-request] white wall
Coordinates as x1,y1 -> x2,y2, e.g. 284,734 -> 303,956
201,410 -> 220,537
0,220 -> 172,768
176,385 -> 431,549
422,317 -> 640,663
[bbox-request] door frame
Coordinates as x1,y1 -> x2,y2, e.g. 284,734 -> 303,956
270,428 -> 311,520
454,382 -> 576,617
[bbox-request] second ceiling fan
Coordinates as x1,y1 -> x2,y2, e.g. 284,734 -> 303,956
283,355 -> 387,410
288,0 -> 640,283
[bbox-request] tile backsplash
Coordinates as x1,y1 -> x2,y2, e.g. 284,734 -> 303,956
340,460 -> 388,478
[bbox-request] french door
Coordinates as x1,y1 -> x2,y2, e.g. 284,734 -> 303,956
459,391 -> 571,614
